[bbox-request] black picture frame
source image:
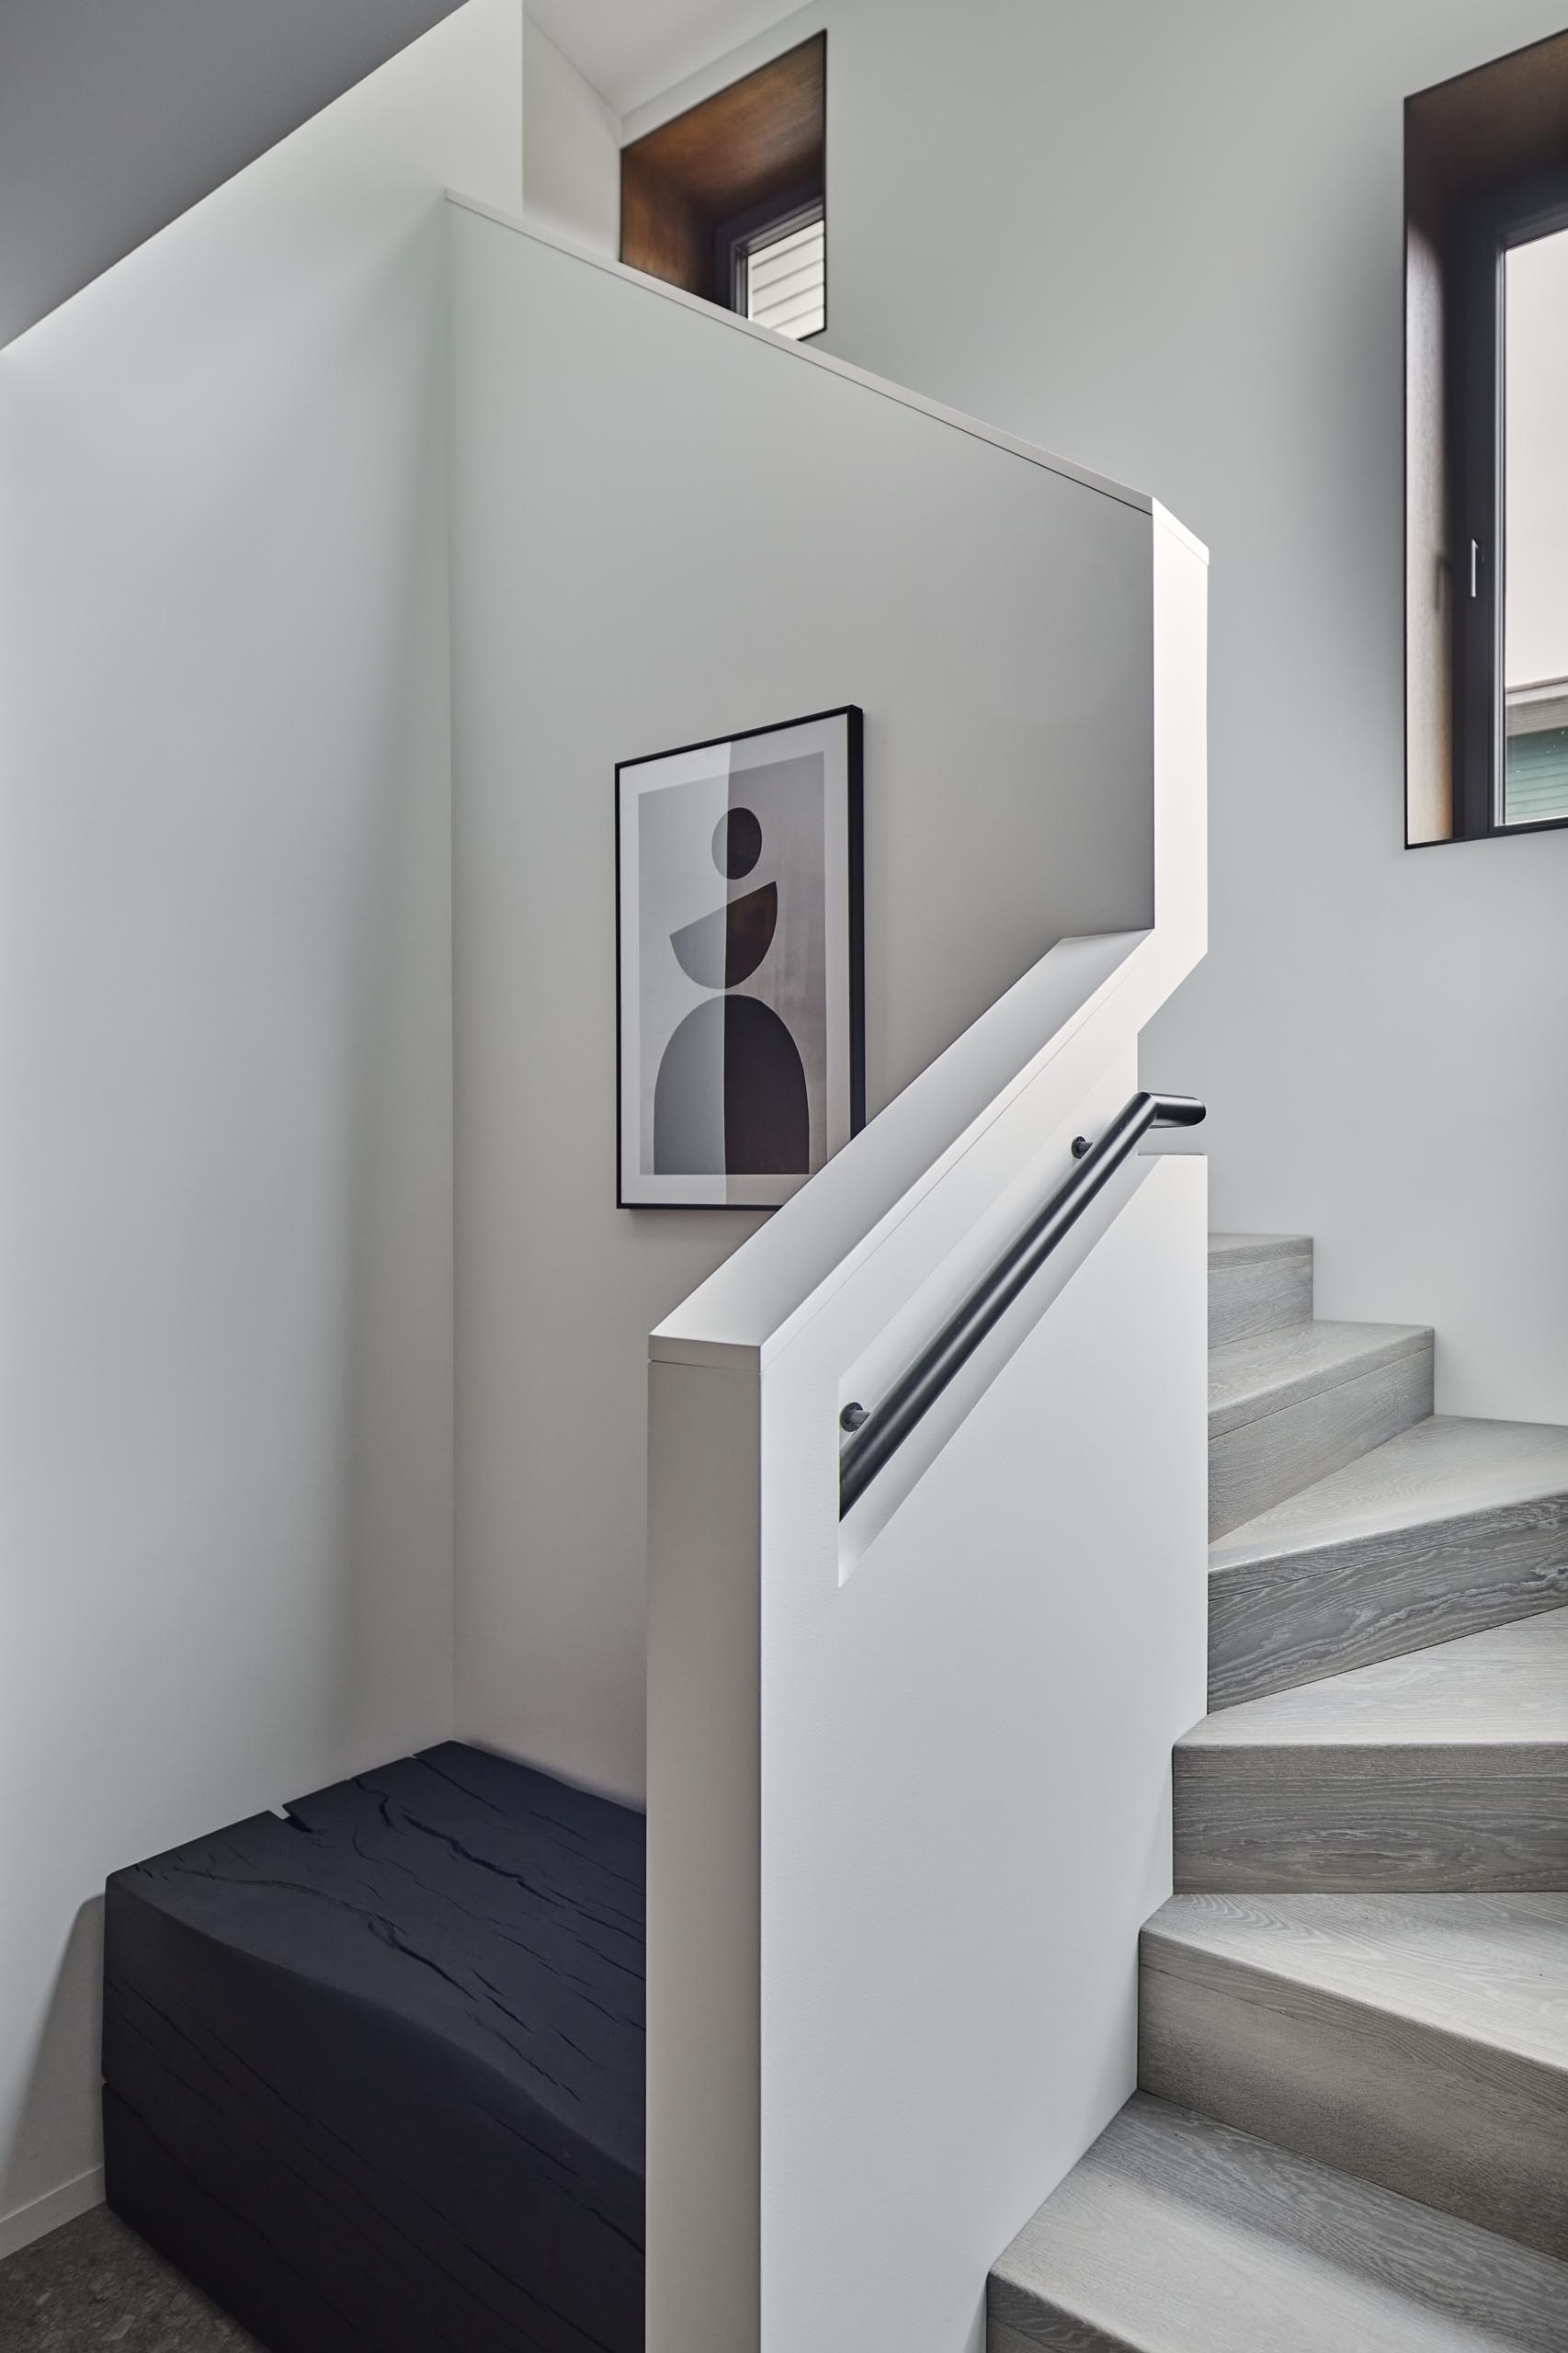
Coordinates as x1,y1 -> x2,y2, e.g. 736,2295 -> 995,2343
615,705 -> 864,1210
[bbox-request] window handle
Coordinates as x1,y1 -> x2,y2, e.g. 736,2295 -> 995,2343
1471,538 -> 1482,598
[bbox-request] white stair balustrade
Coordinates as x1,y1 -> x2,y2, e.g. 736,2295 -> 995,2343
645,501 -> 1209,2352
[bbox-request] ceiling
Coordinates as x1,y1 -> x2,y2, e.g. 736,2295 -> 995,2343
525,0 -> 809,118
0,0 -> 466,349
0,0 -> 810,349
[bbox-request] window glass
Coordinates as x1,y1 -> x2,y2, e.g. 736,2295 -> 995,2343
1503,224 -> 1568,825
744,213 -> 825,339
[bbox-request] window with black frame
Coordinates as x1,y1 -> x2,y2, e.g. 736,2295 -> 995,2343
727,199 -> 825,340
1457,185 -> 1568,834
1406,34 -> 1568,845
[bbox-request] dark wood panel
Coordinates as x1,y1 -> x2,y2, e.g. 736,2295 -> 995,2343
1409,28 -> 1568,226
619,34 -> 825,300
625,35 -> 824,218
1405,26 -> 1568,847
620,148 -> 710,294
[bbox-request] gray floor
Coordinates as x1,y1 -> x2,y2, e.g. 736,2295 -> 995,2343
0,2205 -> 261,2350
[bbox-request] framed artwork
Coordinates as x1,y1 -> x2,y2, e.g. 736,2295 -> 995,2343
616,705 -> 864,1209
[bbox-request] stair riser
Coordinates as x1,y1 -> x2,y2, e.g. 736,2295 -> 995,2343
1209,1246 -> 1312,1350
1209,1347 -> 1433,1541
1140,1938 -> 1568,2260
1209,1512 -> 1568,1709
989,2091 -> 1568,2352
1174,1747 -> 1568,1893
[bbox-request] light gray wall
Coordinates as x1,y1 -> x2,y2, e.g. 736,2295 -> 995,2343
0,0 -> 470,347
0,0 -> 523,2256
761,0 -> 1568,1424
522,12 -> 620,253
449,215 -> 1157,1797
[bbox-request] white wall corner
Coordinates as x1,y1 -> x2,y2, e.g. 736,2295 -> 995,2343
619,4 -> 827,143
522,13 -> 621,256
0,2167 -> 106,2264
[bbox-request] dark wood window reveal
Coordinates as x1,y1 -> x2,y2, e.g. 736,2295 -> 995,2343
1406,30 -> 1568,845
620,34 -> 826,340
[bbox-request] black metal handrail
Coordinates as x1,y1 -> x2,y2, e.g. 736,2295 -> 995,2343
838,1090 -> 1206,1518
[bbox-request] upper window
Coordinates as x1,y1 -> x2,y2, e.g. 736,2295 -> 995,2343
1406,32 -> 1568,844
734,204 -> 825,340
1500,224 -> 1568,826
619,36 -> 826,341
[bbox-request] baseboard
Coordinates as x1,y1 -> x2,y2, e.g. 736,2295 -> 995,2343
0,2165 -> 105,2262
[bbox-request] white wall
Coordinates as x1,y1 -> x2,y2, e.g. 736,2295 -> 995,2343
528,0 -> 809,118
648,0 -> 1568,1424
0,0 -> 523,2256
449,213 -> 1158,1797
523,13 -> 621,254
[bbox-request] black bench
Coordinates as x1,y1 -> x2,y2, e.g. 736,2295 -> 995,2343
102,1743 -> 645,2352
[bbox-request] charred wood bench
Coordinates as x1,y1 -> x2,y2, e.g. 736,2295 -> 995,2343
103,1744 -> 645,2353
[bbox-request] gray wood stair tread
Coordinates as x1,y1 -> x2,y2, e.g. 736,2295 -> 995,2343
1144,1892 -> 1568,2073
1208,1232 -> 1313,1264
1209,1320 -> 1433,1439
1181,1608 -> 1568,1749
1141,1899 -> 1568,2255
988,2093 -> 1568,2352
1210,1415 -> 1568,1573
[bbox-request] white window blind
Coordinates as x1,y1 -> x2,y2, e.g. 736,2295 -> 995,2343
744,213 -> 824,338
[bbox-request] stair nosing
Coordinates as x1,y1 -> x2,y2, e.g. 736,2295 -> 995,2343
1180,1604 -> 1568,1752
1210,1491 -> 1568,1577
1207,1233 -> 1313,1263
1142,1894 -> 1568,2077
1209,1414 -> 1568,1575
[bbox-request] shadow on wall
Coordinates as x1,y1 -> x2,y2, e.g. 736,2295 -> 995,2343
4,1901 -> 106,2252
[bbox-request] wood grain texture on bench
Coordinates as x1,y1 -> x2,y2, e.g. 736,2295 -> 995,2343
102,1743 -> 645,2353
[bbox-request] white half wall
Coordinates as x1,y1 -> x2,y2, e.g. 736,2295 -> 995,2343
652,0 -> 1568,1424
757,1154 -> 1209,2353
448,215 -> 1159,1797
0,0 -> 523,2255
647,1148 -> 1210,2353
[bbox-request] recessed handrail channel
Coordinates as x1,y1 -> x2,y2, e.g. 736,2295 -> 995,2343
838,1090 -> 1206,1518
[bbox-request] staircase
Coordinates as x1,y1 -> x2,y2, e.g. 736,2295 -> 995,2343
989,1233 -> 1568,2350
